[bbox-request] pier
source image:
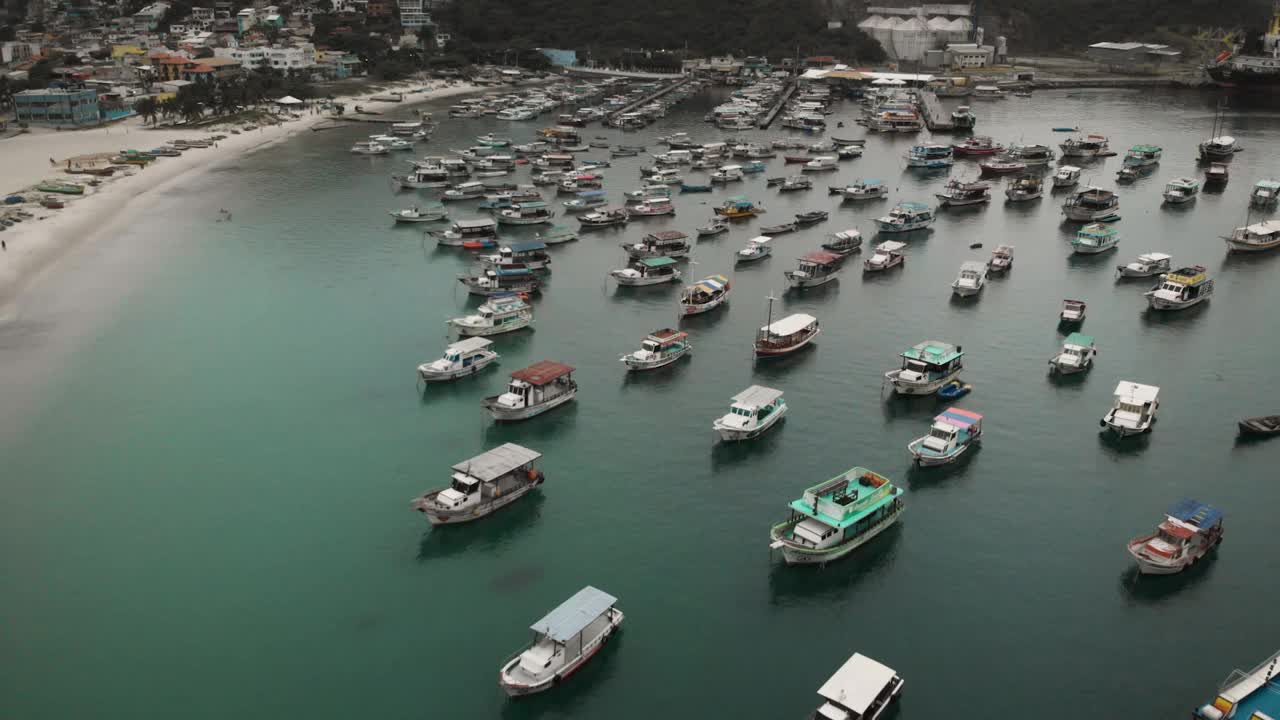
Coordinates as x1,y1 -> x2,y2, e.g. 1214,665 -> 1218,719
918,91 -> 954,131
758,79 -> 798,129
606,76 -> 695,123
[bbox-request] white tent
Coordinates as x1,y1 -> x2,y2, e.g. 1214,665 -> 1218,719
873,78 -> 907,85
275,95 -> 304,105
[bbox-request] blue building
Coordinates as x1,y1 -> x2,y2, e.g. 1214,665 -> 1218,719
13,88 -> 100,127
538,48 -> 578,68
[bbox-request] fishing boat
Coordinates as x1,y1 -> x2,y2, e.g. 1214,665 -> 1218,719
35,180 -> 85,195
695,219 -> 729,238
784,251 -> 842,289
624,230 -> 691,259
459,267 -> 540,296
645,168 -> 683,185
1059,133 -> 1110,158
389,204 -> 447,223
578,208 -> 630,228
1116,252 -> 1172,278
498,586 -> 623,697
1250,179 -> 1280,208
951,105 -> 977,129
1198,102 -> 1237,161
1122,144 -> 1162,167
795,210 -> 828,225
908,407 -> 983,466
410,443 -> 544,525
972,85 -> 1007,100
737,236 -> 773,263
1223,219 -> 1280,252
1205,162 -> 1230,186
562,190 -> 608,213
1100,381 -> 1159,436
475,133 -> 511,147
840,179 -> 889,201
1191,648 -> 1280,720
1072,223 -> 1120,254
1146,265 -> 1214,310
350,140 -> 389,155
710,164 -> 745,183
1059,298 -> 1087,324
609,256 -> 682,286
1053,165 -> 1082,188
988,244 -> 1014,272
951,261 -> 987,297
714,196 -> 765,219
1004,174 -> 1043,202
779,176 -> 813,193
713,385 -> 787,441
680,274 -> 730,316
628,198 -> 675,217
802,156 -> 839,173
754,304 -> 820,358
535,225 -> 578,245
760,221 -> 798,235
905,144 -> 954,169
935,179 -> 992,207
874,202 -> 934,233
442,181 -> 487,201
952,135 -> 1003,157
822,229 -> 863,256
449,293 -> 533,336
1162,177 -> 1200,204
1238,415 -> 1280,436
417,337 -> 500,382
1049,332 -> 1096,375
1062,186 -> 1120,222
808,654 -> 904,720
1006,143 -> 1055,166
768,467 -> 905,565
883,340 -> 964,396
496,201 -> 554,226
482,360 -> 577,421
1127,499 -> 1223,575
432,218 -> 499,246
620,328 -> 691,371
863,240 -> 906,272
480,241 -> 552,271
679,183 -> 712,193
979,158 -> 1027,176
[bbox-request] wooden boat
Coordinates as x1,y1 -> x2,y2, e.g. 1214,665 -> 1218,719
411,443 -> 544,525
978,159 -> 1026,176
620,328 -> 691,371
1238,415 -> 1280,436
795,210 -> 829,225
482,360 -> 577,421
498,586 -> 623,696
1127,499 -> 1223,575
785,251 -> 842,289
1205,162 -> 1230,186
754,297 -> 819,357
822,229 -> 863,256
389,204 -> 447,223
680,274 -> 731,316
759,222 -> 797,235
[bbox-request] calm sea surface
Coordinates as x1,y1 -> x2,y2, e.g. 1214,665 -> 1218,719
3,87 -> 1279,719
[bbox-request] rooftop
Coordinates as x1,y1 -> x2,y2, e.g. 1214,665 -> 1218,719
790,467 -> 898,530
902,339 -> 962,365
762,313 -> 817,337
817,653 -> 899,715
510,360 -> 574,386
531,586 -> 617,643
730,385 -> 782,408
452,443 -> 540,482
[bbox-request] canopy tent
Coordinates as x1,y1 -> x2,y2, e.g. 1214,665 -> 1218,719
275,95 -> 304,105
872,78 -> 907,86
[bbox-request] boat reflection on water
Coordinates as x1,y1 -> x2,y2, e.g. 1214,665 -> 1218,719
903,444 -> 982,491
709,421 -> 787,471
1117,553 -> 1218,606
1096,427 -> 1152,456
481,399 -> 580,445
766,523 -> 903,606
417,492 -> 546,561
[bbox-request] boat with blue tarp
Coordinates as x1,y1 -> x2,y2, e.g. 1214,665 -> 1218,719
1193,648 -> 1280,720
768,466 -> 905,565
1127,498 -> 1223,575
908,407 -> 983,466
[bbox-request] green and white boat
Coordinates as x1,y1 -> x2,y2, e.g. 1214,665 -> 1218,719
769,467 -> 905,566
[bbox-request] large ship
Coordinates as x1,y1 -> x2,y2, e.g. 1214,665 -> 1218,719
1205,5 -> 1280,87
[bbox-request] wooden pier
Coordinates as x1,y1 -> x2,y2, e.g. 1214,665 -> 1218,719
918,91 -> 954,131
607,76 -> 695,123
758,80 -> 798,129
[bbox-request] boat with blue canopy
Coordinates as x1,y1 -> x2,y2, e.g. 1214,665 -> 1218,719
908,407 -> 983,466
768,465 -> 905,565
1193,648 -> 1280,720
1127,498 -> 1223,575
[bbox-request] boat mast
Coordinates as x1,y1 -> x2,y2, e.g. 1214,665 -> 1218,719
765,293 -> 775,342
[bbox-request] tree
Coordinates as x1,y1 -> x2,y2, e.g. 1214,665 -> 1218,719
135,96 -> 158,126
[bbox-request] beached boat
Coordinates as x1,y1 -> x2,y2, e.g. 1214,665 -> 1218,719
785,251 -> 842,290
483,360 -> 577,421
610,256 -> 682,286
1059,133 -> 1110,158
908,407 -> 983,466
1238,415 -> 1280,436
697,219 -> 729,238
760,221 -> 798,235
952,135 -> 1002,157
936,179 -> 992,207
1049,332 -> 1096,375
1192,648 -> 1280,720
410,443 -> 545,525
713,385 -> 787,441
1059,298 -> 1087,324
1101,381 -> 1159,436
863,240 -> 906,272
1250,179 -> 1280,208
1223,220 -> 1280,253
498,586 -> 623,697
417,337 -> 500,382
1062,186 -> 1120,222
905,144 -> 954,169
35,180 -> 86,195
578,208 -> 629,228
1205,162 -> 1230,186
1146,265 -> 1213,310
874,202 -> 934,233
1072,223 -> 1120,254
449,293 -> 533,336
389,204 -> 447,223
822,229 -> 863,256
1127,499 -> 1223,575
988,244 -> 1014,272
808,654 -> 904,720
620,328 -> 691,371
535,225 -> 578,245
432,218 -> 499,246
624,230 -> 690,259
979,158 -> 1027,176
1116,252 -> 1172,278
459,266 -> 540,296
883,340 -> 964,396
1005,174 -> 1043,202
680,274 -> 730,315
1162,177 -> 1200,204
714,196 -> 765,219
951,261 -> 987,297
737,236 -> 773,263
480,241 -> 552,271
768,467 -> 905,565
840,179 -> 888,201
1053,165 -> 1082,188
754,304 -> 819,358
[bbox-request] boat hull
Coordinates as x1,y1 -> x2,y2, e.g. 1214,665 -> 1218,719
874,221 -> 931,233
1147,294 -> 1209,311
499,610 -> 624,697
1063,207 -> 1118,222
884,368 -> 961,396
610,271 -> 680,286
714,406 -> 786,441
908,438 -> 976,466
1127,535 -> 1219,575
784,272 -> 838,289
951,283 -> 983,297
623,346 -> 689,371
416,476 -> 543,526
682,295 -> 727,315
451,317 -> 531,337
417,355 -> 499,382
1224,237 -> 1280,253
773,504 -> 904,565
483,389 -> 576,421
754,328 -> 820,358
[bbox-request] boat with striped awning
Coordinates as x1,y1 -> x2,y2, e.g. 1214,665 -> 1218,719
680,275 -> 730,315
908,407 -> 983,466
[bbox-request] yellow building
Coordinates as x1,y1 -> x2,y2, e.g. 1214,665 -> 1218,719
112,44 -> 147,60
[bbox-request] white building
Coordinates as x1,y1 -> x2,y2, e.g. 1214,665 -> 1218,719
214,44 -> 315,70
857,4 -> 976,62
397,0 -> 430,29
945,42 -> 993,68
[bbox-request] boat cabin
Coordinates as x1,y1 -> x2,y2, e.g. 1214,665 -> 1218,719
714,385 -> 786,436
863,240 -> 906,271
814,653 -> 904,720
499,586 -> 622,697
488,360 -> 576,415
411,442 -> 542,519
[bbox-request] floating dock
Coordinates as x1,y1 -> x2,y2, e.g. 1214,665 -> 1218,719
917,91 -> 954,131
607,77 -> 695,124
758,80 -> 798,129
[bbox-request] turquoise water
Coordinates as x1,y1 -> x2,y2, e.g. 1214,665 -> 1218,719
3,88 -> 1279,719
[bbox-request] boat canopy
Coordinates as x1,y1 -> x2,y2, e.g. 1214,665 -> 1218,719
507,241 -> 546,252
817,653 -> 899,715
876,240 -> 907,252
935,407 -> 982,429
763,313 -> 817,337
648,328 -> 688,343
1168,498 -> 1223,528
1113,381 -> 1159,405
511,360 -> 574,386
493,267 -> 532,277
959,260 -> 986,273
1078,224 -> 1117,239
800,251 -> 842,265
640,256 -> 678,268
531,586 -> 617,643
455,181 -> 484,189
1138,252 -> 1172,262
647,230 -> 689,242
1254,179 -> 1280,190
1166,266 -> 1208,284
730,385 -> 783,409
1063,332 -> 1095,348
693,275 -> 729,293
897,201 -> 931,211
516,201 -> 548,209
748,236 -> 772,245
1131,144 -> 1162,153
446,337 -> 494,355
451,443 -> 540,482
903,339 -> 962,365
1242,221 -> 1280,237
458,218 -> 497,229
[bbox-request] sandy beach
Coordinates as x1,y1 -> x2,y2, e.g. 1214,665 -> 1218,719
0,80 -> 483,317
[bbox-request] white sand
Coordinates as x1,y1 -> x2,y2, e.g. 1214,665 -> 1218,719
0,81 -> 483,316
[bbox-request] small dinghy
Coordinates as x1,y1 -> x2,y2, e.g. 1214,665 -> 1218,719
697,220 -> 730,238
795,210 -> 829,225
760,222 -> 798,235
1238,415 -> 1280,436
937,380 -> 972,400
680,183 -> 713,193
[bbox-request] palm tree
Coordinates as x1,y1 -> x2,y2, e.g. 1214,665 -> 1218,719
135,96 -> 158,126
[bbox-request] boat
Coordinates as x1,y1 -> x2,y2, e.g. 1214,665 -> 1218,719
1116,252 -> 1172,278
779,176 -> 813,192
1162,177 -> 1200,204
410,443 -> 544,525
950,105 -> 977,129
874,202 -> 934,233
837,145 -> 863,159
937,379 -> 972,400
768,467 -> 905,565
562,190 -> 608,213
350,141 -> 389,155
1238,415 -> 1280,436
1205,162 -> 1230,186
1100,381 -> 1159,436
680,274 -> 730,316
1223,219 -> 1280,252
952,135 -> 1003,157
417,337 -> 500,382
1114,166 -> 1140,182
389,204 -> 447,223
459,267 -> 540,296
578,208 -> 630,228
623,230 -> 690,259
1072,224 -> 1119,255
863,240 -> 906,272
807,652 -> 904,719
1059,133 -> 1110,158
935,179 -> 992,207
714,196 -> 765,219
830,136 -> 866,147
883,340 -> 964,396
785,156 -> 810,165
696,219 -> 730,238
972,85 -> 1007,99
394,164 -> 450,190
496,201 -> 554,226
432,218 -> 499,246
1059,298 -> 1087,324
1004,174 -> 1043,202
1250,179 -> 1280,208
645,168 -> 684,185
534,223 -> 577,247
35,180 -> 86,195
760,222 -> 798,235
908,407 -> 983,466
754,305 -> 820,358
1191,648 -> 1280,720
475,133 -> 511,147
710,164 -> 744,183
1048,332 -> 1096,375
679,183 -> 712,193
784,251 -> 842,289
449,293 -> 533,336
480,241 -> 552,271
498,586 -> 623,697
978,158 -> 1027,176
482,360 -> 577,421
905,144 -> 954,169
802,156 -> 838,173
620,328 -> 691,371
1062,186 -> 1120,222
609,256 -> 682,286
840,179 -> 888,201
712,385 -> 787,442
1127,499 -> 1224,575
628,198 -> 675,217
1006,143 -> 1055,166
951,261 -> 987,297
1053,165 -> 1082,188
1199,98 -> 1238,158
737,236 -> 773,263
741,160 -> 767,174
822,229 -> 863,256
442,181 -> 487,201
1146,265 -> 1214,310
1122,144 -> 1162,168
795,210 -> 829,225
988,244 -> 1014,272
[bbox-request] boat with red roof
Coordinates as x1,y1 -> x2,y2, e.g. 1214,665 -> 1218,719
952,135 -> 1004,157
784,251 -> 843,289
482,360 -> 577,421
1126,499 -> 1223,575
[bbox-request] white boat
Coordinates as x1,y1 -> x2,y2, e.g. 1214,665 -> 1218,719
754,310 -> 820,358
1162,177 -> 1200,204
1101,381 -> 1159,436
1006,143 -> 1055,166
784,251 -> 842,289
369,134 -> 413,151
779,176 -> 813,192
536,225 -> 579,245
449,294 -> 533,337
392,165 -> 449,189
802,156 -> 838,172
972,85 -> 1007,99
822,229 -> 863,257
482,360 -> 577,421
1005,174 -> 1043,202
410,443 -> 545,525
1145,265 -> 1214,310
609,256 -> 681,286
417,337 -> 500,382
498,586 -> 623,697
883,340 -> 964,395
431,218 -> 499,247
908,407 -> 983,466
1128,499 -> 1224,575
840,179 -> 888,201
874,202 -> 934,233
1062,186 -> 1119,222
1071,223 -> 1119,255
863,240 -> 906,272
988,244 -> 1013,272
935,178 -> 992,207
1223,219 -> 1280,253
1059,298 -> 1087,324
680,274 -> 730,316
1116,252 -> 1172,278
442,181 -> 487,201
578,208 -> 630,227
389,204 -> 447,223
696,219 -> 730,238
1049,332 -> 1095,375
479,241 -> 551,271
620,328 -> 691,371
646,168 -> 684,185
623,230 -> 690,260
737,235 -> 773,263
628,198 -> 675,217
951,261 -> 987,297
1059,133 -> 1110,158
810,653 -> 904,720
710,164 -> 744,183
712,385 -> 787,441
1053,165 -> 1082,188
497,201 -> 554,226
351,140 -> 389,155
769,467 -> 905,566
1250,179 -> 1280,208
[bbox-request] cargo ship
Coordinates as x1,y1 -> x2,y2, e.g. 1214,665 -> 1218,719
1205,5 -> 1280,87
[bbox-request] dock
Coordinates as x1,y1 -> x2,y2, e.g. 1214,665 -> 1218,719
917,91 -> 954,131
607,76 -> 695,124
758,79 -> 798,129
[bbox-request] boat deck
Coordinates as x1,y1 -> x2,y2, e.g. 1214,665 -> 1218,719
504,613 -> 613,684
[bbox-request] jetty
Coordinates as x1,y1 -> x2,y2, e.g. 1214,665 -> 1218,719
758,79 -> 798,129
606,76 -> 695,123
917,91 -> 954,131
